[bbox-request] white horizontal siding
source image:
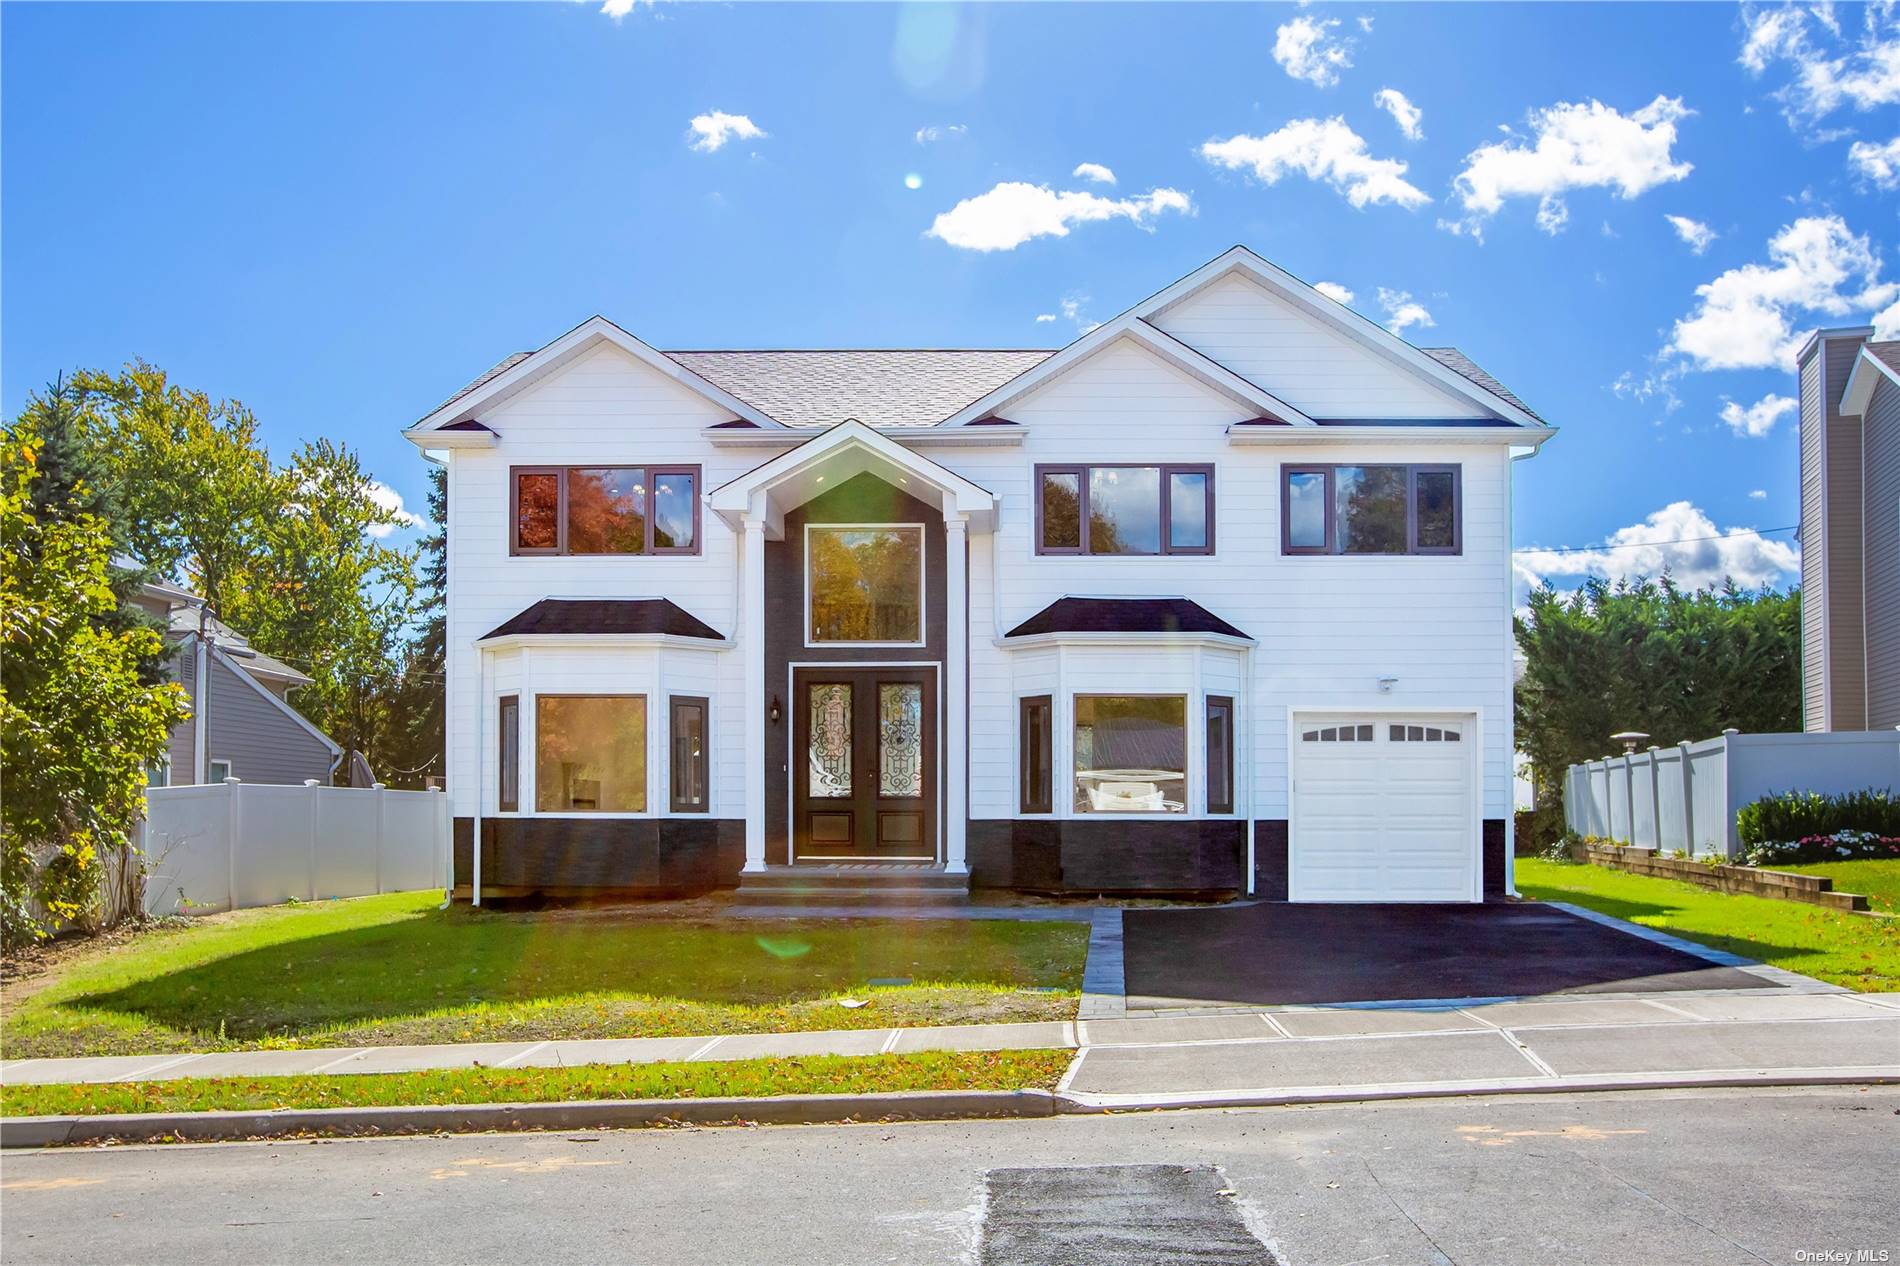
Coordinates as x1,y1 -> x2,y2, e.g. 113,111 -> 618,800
1151,273 -> 1489,420
441,310 -> 1519,840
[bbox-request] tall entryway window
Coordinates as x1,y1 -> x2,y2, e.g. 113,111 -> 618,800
793,666 -> 936,861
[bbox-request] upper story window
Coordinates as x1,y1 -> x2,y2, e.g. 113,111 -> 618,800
512,466 -> 700,556
1282,464 -> 1460,556
1035,464 -> 1213,556
807,524 -> 925,645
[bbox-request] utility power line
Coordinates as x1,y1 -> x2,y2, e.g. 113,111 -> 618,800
1512,524 -> 1796,558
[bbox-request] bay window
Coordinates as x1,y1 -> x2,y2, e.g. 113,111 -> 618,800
536,694 -> 647,812
1073,695 -> 1187,813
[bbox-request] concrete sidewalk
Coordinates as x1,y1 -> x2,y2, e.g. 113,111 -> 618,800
6,991 -> 1897,1104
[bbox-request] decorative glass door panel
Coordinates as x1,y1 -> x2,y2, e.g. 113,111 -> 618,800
794,669 -> 935,861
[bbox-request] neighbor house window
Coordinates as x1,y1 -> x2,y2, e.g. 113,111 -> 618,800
498,695 -> 520,812
1036,465 -> 1214,556
511,466 -> 700,556
208,759 -> 233,783
536,695 -> 647,812
1281,465 -> 1460,556
1019,695 -> 1053,814
807,524 -> 924,644
1206,696 -> 1234,815
670,696 -> 709,813
1073,695 -> 1186,814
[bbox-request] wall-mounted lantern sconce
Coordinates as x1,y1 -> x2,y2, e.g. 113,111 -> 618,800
1376,675 -> 1398,694
769,695 -> 782,725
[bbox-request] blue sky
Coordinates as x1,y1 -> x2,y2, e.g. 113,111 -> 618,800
6,2 -> 1898,597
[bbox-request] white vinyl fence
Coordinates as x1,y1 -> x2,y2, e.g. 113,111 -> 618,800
1564,729 -> 1900,859
138,779 -> 450,916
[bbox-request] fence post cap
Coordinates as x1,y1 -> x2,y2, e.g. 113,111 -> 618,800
1721,728 -> 1740,736
223,776 -> 241,784
1646,744 -> 1660,752
303,779 -> 321,787
372,782 -> 387,790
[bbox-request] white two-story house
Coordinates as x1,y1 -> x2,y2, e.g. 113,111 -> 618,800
404,247 -> 1554,904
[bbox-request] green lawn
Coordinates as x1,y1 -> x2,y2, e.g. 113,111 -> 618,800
0,1049 -> 1073,1119
1774,860 -> 1900,914
1,892 -> 1088,1060
1516,857 -> 1900,992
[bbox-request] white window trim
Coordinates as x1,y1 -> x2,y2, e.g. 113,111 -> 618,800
208,758 -> 234,783
803,521 -> 928,650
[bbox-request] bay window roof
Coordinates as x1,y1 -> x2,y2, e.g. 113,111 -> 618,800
1005,596 -> 1250,641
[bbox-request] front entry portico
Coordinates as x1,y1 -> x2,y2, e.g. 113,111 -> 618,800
708,421 -> 996,881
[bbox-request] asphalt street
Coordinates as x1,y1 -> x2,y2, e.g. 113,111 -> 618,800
2,1086 -> 1895,1266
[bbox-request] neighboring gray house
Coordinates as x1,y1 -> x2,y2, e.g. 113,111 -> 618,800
128,576 -> 343,785
1800,329 -> 1900,732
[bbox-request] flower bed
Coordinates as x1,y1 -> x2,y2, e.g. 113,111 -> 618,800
1742,830 -> 1900,868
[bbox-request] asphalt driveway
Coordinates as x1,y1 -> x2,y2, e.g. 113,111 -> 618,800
1120,901 -> 1771,1009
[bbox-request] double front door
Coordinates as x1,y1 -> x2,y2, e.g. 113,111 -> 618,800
794,667 -> 936,861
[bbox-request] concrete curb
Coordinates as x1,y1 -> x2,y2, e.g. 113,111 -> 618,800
11,1069 -> 1899,1147
0,1089 -> 1061,1149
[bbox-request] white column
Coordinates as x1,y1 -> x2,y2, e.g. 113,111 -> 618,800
742,517 -> 768,873
944,516 -> 969,875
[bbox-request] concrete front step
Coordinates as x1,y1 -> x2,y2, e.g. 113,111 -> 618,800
736,866 -> 971,906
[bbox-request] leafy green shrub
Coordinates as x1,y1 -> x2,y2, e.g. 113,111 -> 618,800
1736,789 -> 1900,849
1514,804 -> 1564,856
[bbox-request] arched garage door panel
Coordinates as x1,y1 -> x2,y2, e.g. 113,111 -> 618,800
1291,716 -> 1478,902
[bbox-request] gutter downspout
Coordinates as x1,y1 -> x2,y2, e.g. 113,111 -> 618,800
471,649 -> 484,907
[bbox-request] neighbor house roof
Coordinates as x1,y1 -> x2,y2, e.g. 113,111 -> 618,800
165,607 -> 312,686
1005,596 -> 1250,641
1868,341 -> 1900,374
480,598 -> 725,641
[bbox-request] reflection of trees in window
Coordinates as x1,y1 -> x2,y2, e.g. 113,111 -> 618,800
517,474 -> 559,550
566,468 -> 647,554
536,695 -> 646,812
653,472 -> 696,549
1041,473 -> 1080,549
1087,467 -> 1160,555
1415,470 -> 1456,549
1336,466 -> 1408,554
809,527 -> 922,642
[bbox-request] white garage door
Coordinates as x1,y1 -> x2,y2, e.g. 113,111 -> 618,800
1291,715 -> 1478,902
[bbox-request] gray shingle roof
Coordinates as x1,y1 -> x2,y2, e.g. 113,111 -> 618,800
1866,341 -> 1900,374
667,349 -> 1054,427
1418,348 -> 1542,422
421,351 -> 532,424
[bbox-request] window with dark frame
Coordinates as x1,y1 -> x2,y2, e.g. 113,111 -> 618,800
1206,696 -> 1234,815
1035,464 -> 1214,556
1019,695 -> 1052,814
1280,464 -> 1461,556
510,466 -> 701,556
498,695 -> 520,812
669,696 -> 709,813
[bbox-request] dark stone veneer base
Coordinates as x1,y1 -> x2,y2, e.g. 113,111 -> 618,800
453,817 -> 745,897
968,819 -> 1246,897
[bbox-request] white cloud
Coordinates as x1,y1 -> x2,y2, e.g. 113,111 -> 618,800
1667,215 -> 1898,371
1356,15 -> 1374,34
1313,280 -> 1355,304
1514,501 -> 1800,595
1372,88 -> 1423,140
1665,214 -> 1717,254
686,111 -> 766,153
1534,195 -> 1570,235
598,0 -> 651,18
1874,295 -> 1900,341
1034,312 -> 1057,323
1199,117 -> 1429,209
915,124 -> 967,144
925,182 -> 1192,252
366,482 -> 426,538
1738,4 -> 1900,124
1718,392 -> 1798,438
1377,287 -> 1434,334
1849,135 -> 1900,188
1071,162 -> 1116,185
1273,16 -> 1354,87
1749,488 -> 1769,499
1449,96 -> 1692,235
